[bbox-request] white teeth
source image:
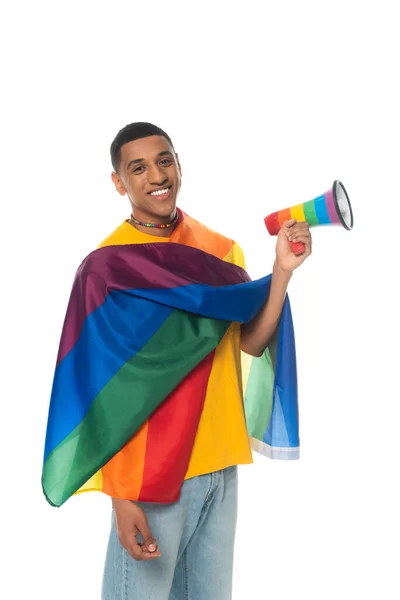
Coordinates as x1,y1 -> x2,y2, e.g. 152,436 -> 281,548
150,188 -> 169,196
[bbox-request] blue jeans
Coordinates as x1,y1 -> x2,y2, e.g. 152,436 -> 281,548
102,466 -> 238,599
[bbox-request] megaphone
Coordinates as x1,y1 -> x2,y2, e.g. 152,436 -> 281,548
264,180 -> 354,256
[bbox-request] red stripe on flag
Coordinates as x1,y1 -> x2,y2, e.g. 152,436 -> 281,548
137,352 -> 215,502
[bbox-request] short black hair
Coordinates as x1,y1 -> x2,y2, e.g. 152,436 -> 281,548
110,122 -> 174,172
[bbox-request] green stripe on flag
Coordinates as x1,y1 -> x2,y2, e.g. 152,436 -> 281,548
244,333 -> 278,442
42,309 -> 229,507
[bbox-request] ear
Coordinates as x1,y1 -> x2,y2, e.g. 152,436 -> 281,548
176,153 -> 182,177
111,172 -> 127,196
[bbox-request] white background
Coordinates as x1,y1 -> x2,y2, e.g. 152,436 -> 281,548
1,1 -> 399,598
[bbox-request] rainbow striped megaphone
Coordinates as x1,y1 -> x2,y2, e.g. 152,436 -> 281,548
264,180 -> 354,256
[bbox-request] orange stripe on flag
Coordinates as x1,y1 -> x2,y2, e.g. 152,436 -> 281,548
101,420 -> 149,500
171,215 -> 233,259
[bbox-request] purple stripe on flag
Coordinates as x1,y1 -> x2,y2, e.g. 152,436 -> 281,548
57,242 -> 250,365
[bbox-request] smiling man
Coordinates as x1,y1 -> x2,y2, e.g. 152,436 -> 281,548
97,122 -> 312,599
42,121 -> 311,600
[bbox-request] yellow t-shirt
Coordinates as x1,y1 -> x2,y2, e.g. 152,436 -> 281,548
97,221 -> 253,479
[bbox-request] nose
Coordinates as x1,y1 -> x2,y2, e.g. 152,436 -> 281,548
147,162 -> 168,186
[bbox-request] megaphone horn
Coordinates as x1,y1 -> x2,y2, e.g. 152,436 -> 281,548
264,180 -> 354,256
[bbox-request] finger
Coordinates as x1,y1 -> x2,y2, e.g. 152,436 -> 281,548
138,517 -> 158,554
287,223 -> 310,237
119,528 -> 159,561
140,541 -> 159,554
288,229 -> 312,242
141,553 -> 162,561
127,539 -> 161,562
124,538 -> 143,561
289,233 -> 312,244
282,219 -> 297,234
138,543 -> 162,561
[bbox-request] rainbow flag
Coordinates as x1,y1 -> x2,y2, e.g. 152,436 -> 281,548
42,211 -> 299,507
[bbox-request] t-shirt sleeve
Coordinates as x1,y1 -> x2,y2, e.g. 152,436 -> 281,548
230,242 -> 247,271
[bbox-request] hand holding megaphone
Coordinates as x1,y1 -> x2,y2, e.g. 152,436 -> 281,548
264,180 -> 354,256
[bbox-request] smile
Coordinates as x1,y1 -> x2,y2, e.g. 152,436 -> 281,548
149,186 -> 172,199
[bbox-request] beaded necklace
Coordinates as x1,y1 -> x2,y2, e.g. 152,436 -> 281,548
130,212 -> 179,229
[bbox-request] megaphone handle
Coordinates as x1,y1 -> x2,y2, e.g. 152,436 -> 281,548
289,240 -> 305,256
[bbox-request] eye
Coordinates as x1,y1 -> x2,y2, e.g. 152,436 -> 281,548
133,165 -> 145,173
160,158 -> 173,166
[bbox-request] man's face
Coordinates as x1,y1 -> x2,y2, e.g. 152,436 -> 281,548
112,135 -> 182,221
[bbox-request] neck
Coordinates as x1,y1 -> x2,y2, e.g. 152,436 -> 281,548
130,222 -> 174,237
128,209 -> 178,238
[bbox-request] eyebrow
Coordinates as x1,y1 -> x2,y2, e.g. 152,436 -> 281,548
126,150 -> 173,171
